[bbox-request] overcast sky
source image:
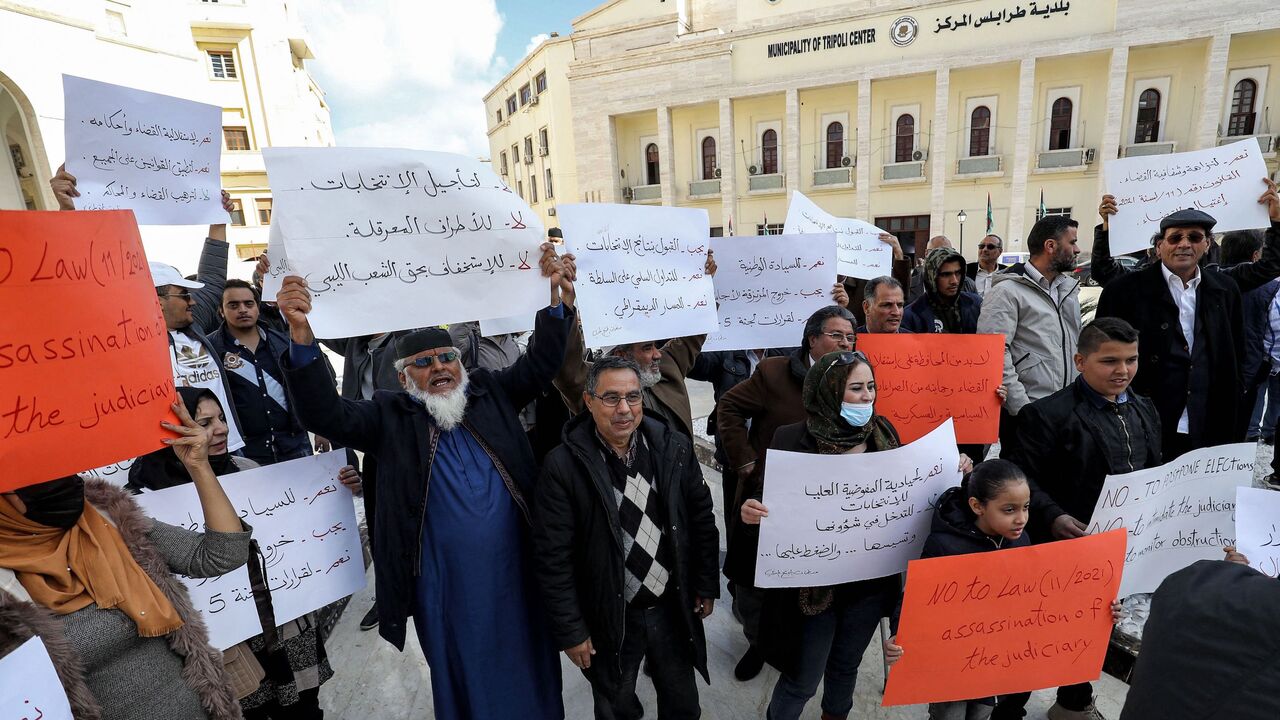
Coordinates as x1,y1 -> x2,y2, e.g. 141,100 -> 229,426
296,0 -> 598,158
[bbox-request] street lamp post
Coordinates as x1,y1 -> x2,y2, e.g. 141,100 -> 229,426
957,210 -> 967,256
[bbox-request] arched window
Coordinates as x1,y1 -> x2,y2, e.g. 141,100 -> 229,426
969,106 -> 991,157
1049,97 -> 1073,150
894,114 -> 915,163
1229,79 -> 1258,136
761,129 -> 778,174
1134,89 -> 1161,144
645,143 -> 659,185
825,122 -> 844,169
701,136 -> 717,180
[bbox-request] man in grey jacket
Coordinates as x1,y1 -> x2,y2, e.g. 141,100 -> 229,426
977,215 -> 1082,458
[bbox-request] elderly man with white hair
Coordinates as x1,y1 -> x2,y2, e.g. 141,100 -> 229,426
276,243 -> 574,720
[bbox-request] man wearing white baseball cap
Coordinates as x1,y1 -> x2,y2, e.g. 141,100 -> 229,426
150,261 -> 246,452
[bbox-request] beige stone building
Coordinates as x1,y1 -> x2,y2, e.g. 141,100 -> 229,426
486,0 -> 1280,256
1,0 -> 333,269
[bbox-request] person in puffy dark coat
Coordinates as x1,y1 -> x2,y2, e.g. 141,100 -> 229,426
886,460 -> 1031,720
902,247 -> 982,334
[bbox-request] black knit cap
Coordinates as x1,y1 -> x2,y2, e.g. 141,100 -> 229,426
395,328 -> 453,359
1159,208 -> 1217,234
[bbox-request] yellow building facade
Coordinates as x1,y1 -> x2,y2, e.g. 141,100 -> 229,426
484,35 -> 578,232
486,0 -> 1280,257
0,0 -> 333,270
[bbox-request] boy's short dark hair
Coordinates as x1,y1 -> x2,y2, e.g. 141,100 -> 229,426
222,278 -> 260,303
1077,317 -> 1139,356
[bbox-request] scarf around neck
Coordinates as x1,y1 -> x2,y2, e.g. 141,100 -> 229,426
924,247 -> 966,333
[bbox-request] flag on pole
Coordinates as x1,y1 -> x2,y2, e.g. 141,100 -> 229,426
986,193 -> 994,233
1038,189 -> 1047,220
763,211 -> 769,235
728,212 -> 734,236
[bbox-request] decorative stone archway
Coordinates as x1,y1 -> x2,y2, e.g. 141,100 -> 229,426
0,70 -> 54,210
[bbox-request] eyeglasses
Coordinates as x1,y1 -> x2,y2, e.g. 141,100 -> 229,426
590,391 -> 643,408
159,291 -> 193,302
820,331 -> 858,343
977,244 -> 1001,250
1165,232 -> 1208,245
407,351 -> 460,368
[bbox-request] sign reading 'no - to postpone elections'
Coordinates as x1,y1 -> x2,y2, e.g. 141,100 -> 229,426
1087,442 -> 1252,597
135,451 -> 365,649
263,147 -> 548,338
784,191 -> 893,279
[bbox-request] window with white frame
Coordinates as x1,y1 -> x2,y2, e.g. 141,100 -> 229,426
1222,67 -> 1268,138
1044,87 -> 1081,151
964,96 -> 998,157
754,120 -> 781,174
694,128 -> 718,179
889,104 -> 920,163
1128,77 -> 1170,145
208,50 -> 237,79
819,112 -> 849,169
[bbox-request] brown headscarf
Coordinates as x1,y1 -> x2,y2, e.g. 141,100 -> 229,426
0,484 -> 184,637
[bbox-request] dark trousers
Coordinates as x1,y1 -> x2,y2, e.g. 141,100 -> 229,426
242,688 -> 323,720
992,683 -> 1092,718
997,407 -> 1020,460
588,597 -> 700,720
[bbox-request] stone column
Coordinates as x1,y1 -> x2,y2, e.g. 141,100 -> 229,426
1098,46 -> 1131,198
856,78 -> 872,219
930,67 -> 951,248
719,98 -> 739,234
657,105 -> 677,205
785,88 -> 800,193
1195,33 -> 1232,150
1007,58 -> 1037,249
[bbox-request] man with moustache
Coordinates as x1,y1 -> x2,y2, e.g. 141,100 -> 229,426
857,276 -> 910,334
276,243 -> 574,720
211,279 -> 312,465
967,234 -> 1010,296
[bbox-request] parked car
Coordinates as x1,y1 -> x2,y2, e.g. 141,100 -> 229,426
1072,255 -> 1140,287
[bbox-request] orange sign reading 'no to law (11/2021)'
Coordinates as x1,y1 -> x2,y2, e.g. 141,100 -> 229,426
857,333 -> 1004,445
882,529 -> 1127,707
0,210 -> 176,491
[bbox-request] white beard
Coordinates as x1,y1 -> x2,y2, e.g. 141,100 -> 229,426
405,369 -> 470,431
638,368 -> 661,388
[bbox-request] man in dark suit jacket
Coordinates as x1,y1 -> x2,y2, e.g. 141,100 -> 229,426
1096,181 -> 1280,457
966,233 -> 1009,295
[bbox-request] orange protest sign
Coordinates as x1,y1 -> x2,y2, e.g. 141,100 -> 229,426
858,333 -> 1003,444
0,210 -> 175,491
883,530 -> 1126,706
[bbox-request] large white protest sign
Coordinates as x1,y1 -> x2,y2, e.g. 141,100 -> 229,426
135,451 -> 365,649
1087,443 -> 1252,597
561,203 -> 717,347
703,234 -> 838,352
261,223 -> 296,302
1103,138 -> 1271,255
63,75 -> 224,225
1235,486 -> 1280,579
783,191 -> 892,279
262,147 -> 547,337
479,313 -> 535,337
755,419 -> 961,588
0,637 -> 73,720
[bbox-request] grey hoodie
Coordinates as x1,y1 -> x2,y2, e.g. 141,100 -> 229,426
977,263 -> 1081,414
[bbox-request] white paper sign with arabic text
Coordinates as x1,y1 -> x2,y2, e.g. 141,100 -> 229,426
1234,486 -> 1280,579
63,75 -> 224,225
755,419 -> 961,588
1103,138 -> 1271,255
0,637 -> 73,720
263,147 -> 547,337
561,203 -> 717,347
135,451 -> 365,649
704,233 -> 838,352
783,191 -> 893,279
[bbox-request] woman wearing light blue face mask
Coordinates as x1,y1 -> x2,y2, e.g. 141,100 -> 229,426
740,351 -> 973,720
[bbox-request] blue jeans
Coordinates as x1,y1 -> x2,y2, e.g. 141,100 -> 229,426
1250,374 -> 1280,439
765,588 -> 890,720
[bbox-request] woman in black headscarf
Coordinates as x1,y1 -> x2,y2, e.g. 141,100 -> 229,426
129,387 -> 336,720
740,351 -> 973,720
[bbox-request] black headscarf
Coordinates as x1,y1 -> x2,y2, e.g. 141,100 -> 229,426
803,351 -> 900,455
126,387 -> 237,493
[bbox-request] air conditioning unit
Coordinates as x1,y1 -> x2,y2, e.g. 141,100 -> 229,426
748,164 -> 760,175
547,207 -> 556,216
529,95 -> 540,106
523,154 -> 533,165
622,187 -> 634,200
714,167 -> 722,178
911,149 -> 927,162
538,146 -> 549,157
840,155 -> 853,167
1084,148 -> 1097,164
